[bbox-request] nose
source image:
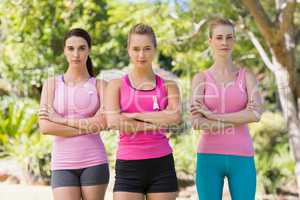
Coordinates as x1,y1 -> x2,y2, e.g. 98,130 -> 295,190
221,38 -> 227,45
73,49 -> 79,57
138,50 -> 145,59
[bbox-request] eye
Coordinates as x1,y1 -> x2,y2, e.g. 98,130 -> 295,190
216,37 -> 222,40
226,36 -> 233,39
133,47 -> 140,51
144,47 -> 151,51
79,46 -> 86,51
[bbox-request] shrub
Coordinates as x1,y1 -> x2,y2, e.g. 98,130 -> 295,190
0,96 -> 51,183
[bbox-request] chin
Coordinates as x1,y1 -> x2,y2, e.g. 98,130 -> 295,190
216,51 -> 232,57
135,63 -> 149,68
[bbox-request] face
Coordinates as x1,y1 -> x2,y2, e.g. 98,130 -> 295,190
64,36 -> 90,67
128,34 -> 156,68
209,25 -> 235,56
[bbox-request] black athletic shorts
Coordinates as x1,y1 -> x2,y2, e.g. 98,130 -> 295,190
51,163 -> 109,188
113,154 -> 178,194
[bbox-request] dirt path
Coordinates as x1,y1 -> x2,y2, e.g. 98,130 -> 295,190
0,183 -> 210,200
0,183 -> 199,200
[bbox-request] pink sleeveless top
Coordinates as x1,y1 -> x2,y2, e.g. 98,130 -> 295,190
197,68 -> 254,156
51,75 -> 108,170
117,74 -> 173,160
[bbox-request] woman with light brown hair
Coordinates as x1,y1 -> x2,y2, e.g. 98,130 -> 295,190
105,23 -> 182,200
191,18 -> 263,200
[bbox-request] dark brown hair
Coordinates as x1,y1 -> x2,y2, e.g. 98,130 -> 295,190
63,28 -> 94,77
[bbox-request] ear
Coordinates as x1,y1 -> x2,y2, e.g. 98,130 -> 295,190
208,37 -> 212,45
127,46 -> 131,58
63,47 -> 67,56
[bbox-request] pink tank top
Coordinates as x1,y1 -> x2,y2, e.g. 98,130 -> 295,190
117,74 -> 173,160
197,68 -> 254,156
51,75 -> 108,170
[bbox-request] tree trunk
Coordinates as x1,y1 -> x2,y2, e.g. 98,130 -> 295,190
241,0 -> 300,196
273,59 -> 300,196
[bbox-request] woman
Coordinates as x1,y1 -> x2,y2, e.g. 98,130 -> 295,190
105,23 -> 182,200
39,28 -> 109,200
191,18 -> 263,200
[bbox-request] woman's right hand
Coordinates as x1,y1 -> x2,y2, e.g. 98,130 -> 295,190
190,99 -> 214,119
39,105 -> 66,124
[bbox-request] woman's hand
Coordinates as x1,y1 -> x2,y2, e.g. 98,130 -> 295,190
122,112 -> 138,119
246,100 -> 261,120
190,99 -> 215,119
39,105 -> 66,124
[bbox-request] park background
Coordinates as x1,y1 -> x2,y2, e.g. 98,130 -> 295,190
0,0 -> 299,199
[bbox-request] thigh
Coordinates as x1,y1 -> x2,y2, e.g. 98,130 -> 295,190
81,184 -> 108,200
52,187 -> 81,200
80,163 -> 110,186
51,169 -> 80,188
147,154 -> 178,194
113,192 -> 144,200
227,156 -> 256,200
146,192 -> 177,200
196,153 -> 225,200
113,159 -> 145,194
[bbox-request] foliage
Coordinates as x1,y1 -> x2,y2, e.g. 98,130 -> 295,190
171,130 -> 199,176
100,130 -> 118,168
250,112 -> 295,194
0,0 -> 298,193
0,0 -> 109,97
0,0 -> 281,107
0,96 -> 51,183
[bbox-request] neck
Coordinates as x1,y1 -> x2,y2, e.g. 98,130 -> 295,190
64,65 -> 90,81
212,55 -> 235,72
130,65 -> 155,80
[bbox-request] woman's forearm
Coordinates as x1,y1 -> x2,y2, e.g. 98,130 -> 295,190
107,115 -> 160,133
39,119 -> 83,137
209,109 -> 261,124
60,114 -> 107,133
131,110 -> 181,127
191,114 -> 235,132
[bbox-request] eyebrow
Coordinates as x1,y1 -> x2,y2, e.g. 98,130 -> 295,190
66,45 -> 87,48
132,45 -> 152,48
215,34 -> 233,36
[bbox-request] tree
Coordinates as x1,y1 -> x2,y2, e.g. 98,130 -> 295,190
240,0 -> 300,195
0,0 -> 109,98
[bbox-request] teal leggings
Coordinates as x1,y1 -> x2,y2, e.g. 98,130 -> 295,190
196,153 -> 256,200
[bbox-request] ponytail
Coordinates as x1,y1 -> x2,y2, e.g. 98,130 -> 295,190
86,56 -> 94,77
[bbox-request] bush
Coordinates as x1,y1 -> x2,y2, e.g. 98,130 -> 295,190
100,130 -> 118,169
250,112 -> 295,194
0,96 -> 51,184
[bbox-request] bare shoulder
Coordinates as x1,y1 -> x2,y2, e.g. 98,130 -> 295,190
244,68 -> 257,84
44,76 -> 56,85
96,78 -> 108,89
41,76 -> 57,91
106,78 -> 122,90
164,79 -> 178,87
164,79 -> 179,94
192,71 -> 206,86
